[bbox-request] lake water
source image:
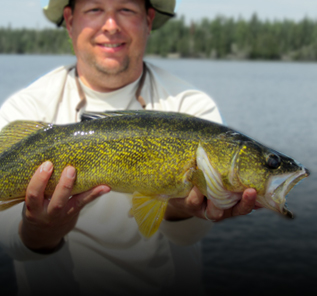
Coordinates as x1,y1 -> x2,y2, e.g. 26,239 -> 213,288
0,55 -> 316,295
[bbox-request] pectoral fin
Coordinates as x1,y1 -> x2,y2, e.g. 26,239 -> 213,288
132,192 -> 169,238
187,168 -> 208,197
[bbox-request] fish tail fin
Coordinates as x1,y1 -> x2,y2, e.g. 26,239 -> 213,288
0,196 -> 25,211
132,192 -> 169,239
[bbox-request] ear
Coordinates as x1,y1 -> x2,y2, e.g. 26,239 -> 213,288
63,6 -> 74,38
146,8 -> 156,34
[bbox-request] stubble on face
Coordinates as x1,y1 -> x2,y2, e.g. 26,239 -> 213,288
93,54 -> 130,76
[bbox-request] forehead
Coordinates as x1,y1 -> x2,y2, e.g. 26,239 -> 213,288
75,0 -> 146,5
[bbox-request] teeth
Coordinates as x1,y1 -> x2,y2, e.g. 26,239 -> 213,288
103,43 -> 121,48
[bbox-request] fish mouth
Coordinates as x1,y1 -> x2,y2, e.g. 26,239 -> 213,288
260,167 -> 310,218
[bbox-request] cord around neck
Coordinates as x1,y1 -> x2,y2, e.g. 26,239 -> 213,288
74,63 -> 148,115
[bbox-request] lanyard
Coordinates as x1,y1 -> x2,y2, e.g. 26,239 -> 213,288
74,63 -> 148,119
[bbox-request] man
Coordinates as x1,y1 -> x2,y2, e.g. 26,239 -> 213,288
0,1 -> 257,295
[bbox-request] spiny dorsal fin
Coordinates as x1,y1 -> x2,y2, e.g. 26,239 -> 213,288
0,120 -> 49,154
80,110 -> 195,122
132,192 -> 169,238
81,110 -> 145,121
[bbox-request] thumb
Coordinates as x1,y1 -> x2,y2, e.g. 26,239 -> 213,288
66,185 -> 111,215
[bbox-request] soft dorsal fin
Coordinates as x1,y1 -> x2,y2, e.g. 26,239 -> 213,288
0,120 -> 49,154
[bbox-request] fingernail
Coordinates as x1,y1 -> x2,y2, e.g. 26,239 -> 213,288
98,186 -> 110,195
66,167 -> 76,179
41,161 -> 53,173
211,206 -> 223,220
245,191 -> 256,202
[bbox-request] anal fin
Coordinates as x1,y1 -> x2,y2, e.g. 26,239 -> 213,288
132,192 -> 169,238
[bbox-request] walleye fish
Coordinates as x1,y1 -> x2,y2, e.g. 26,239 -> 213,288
0,110 -> 309,238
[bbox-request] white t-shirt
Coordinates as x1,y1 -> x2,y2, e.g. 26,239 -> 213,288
0,62 -> 223,296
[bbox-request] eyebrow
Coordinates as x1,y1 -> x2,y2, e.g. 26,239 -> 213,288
117,0 -> 140,5
82,0 -> 139,6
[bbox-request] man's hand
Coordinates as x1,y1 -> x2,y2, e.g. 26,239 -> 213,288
19,161 -> 110,253
164,187 -> 259,222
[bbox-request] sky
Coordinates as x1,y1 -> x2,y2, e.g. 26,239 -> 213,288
0,0 -> 316,29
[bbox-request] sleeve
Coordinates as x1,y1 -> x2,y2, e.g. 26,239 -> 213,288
0,94 -> 43,129
0,94 -> 43,260
159,89 -> 223,245
0,71 -> 68,260
0,204 -> 68,261
159,217 -> 213,246
176,89 -> 224,124
0,64 -> 72,128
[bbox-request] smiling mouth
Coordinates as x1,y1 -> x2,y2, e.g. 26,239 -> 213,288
102,43 -> 124,48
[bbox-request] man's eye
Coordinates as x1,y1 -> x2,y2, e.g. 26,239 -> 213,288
121,8 -> 134,13
87,8 -> 101,13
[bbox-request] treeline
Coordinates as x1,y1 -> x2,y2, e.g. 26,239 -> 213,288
0,28 -> 72,54
1,14 -> 317,61
147,14 -> 317,60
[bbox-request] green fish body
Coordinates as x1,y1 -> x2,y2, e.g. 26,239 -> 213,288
0,110 -> 309,237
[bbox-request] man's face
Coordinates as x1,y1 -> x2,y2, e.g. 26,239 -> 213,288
64,0 -> 155,79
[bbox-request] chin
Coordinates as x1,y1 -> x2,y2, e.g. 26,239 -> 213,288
95,59 -> 129,75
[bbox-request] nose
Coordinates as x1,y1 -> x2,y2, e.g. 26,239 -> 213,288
101,13 -> 120,34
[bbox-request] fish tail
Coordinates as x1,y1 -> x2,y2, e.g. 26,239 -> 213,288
0,197 -> 25,211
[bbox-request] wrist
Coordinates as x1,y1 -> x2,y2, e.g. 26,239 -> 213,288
18,220 -> 64,254
27,238 -> 65,255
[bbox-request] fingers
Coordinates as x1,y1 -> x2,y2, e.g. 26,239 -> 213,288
166,186 -> 258,222
231,188 -> 257,217
204,199 -> 224,221
186,186 -> 205,210
47,166 -> 77,217
65,185 -> 110,215
165,187 -> 205,220
25,161 -> 53,213
204,188 -> 257,222
27,162 -> 110,219
47,166 -> 110,217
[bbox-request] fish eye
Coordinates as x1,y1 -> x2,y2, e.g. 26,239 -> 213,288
266,153 -> 281,169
